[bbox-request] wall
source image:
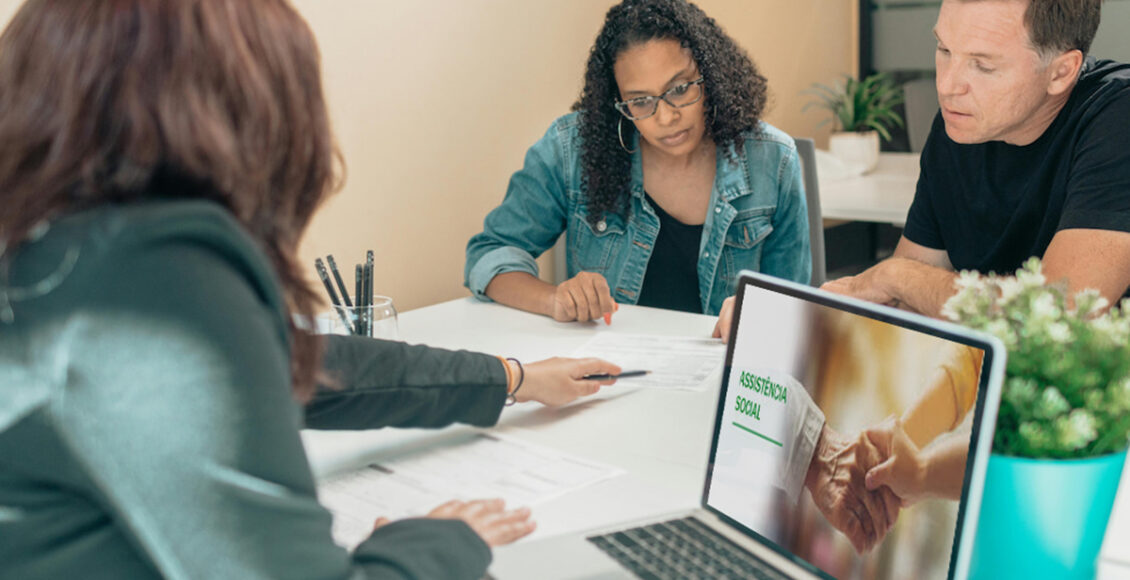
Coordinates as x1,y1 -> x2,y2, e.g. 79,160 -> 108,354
293,0 -> 857,311
0,0 -> 857,311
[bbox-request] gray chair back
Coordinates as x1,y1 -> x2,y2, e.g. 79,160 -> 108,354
793,137 -> 826,287
552,235 -> 567,284
904,77 -> 938,153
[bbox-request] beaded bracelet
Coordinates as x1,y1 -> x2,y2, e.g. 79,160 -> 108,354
504,357 -> 525,406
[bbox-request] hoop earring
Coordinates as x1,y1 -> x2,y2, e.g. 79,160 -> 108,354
618,117 -> 638,154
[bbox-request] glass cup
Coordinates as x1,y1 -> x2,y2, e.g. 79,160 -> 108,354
327,296 -> 399,340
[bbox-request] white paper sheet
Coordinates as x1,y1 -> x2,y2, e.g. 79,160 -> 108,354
317,432 -> 624,548
570,333 -> 725,390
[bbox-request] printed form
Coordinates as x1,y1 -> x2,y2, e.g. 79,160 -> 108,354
318,432 -> 624,548
571,332 -> 726,390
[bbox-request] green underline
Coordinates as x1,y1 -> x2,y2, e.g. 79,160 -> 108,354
732,421 -> 783,447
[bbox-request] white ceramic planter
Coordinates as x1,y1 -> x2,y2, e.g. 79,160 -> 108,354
828,130 -> 880,174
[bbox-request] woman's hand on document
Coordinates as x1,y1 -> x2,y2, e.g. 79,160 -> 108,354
515,357 -> 622,406
373,498 -> 536,546
552,271 -> 617,322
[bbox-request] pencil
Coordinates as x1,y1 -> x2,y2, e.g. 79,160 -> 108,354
354,263 -> 364,335
363,250 -> 374,336
315,258 -> 353,333
326,255 -> 352,307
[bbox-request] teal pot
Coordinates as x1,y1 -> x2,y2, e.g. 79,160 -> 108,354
971,450 -> 1127,579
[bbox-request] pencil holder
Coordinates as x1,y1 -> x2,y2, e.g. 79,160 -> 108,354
328,296 -> 399,340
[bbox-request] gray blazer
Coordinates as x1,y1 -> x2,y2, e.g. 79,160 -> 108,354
0,200 -> 508,579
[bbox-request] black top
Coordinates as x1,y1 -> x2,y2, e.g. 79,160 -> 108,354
0,200 -> 506,579
904,58 -> 1130,275
637,192 -> 704,313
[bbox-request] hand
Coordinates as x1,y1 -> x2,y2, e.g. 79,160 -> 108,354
374,498 -> 535,547
864,418 -> 927,506
804,425 -> 899,553
552,272 -> 616,322
712,296 -> 736,343
514,357 -> 621,406
821,264 -> 899,308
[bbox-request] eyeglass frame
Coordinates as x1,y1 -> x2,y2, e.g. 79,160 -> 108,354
613,77 -> 706,121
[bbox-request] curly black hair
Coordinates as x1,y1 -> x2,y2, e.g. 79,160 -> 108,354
572,0 -> 769,225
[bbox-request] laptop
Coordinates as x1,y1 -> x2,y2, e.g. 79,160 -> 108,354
491,271 -> 1005,579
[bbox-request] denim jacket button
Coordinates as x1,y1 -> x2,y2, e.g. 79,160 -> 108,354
715,206 -> 722,214
703,252 -> 710,259
597,220 -> 607,232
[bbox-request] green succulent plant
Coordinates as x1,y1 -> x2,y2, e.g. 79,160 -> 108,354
804,73 -> 906,141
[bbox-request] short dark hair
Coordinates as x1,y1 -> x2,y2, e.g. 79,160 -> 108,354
1023,0 -> 1102,58
572,0 -> 769,225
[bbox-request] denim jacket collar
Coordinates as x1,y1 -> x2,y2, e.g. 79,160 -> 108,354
626,134 -> 754,204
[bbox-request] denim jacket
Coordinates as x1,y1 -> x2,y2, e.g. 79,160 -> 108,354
465,112 -> 811,316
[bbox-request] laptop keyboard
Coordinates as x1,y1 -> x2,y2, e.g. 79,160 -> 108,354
586,516 -> 790,580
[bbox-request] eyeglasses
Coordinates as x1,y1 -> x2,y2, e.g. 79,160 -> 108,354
613,77 -> 705,121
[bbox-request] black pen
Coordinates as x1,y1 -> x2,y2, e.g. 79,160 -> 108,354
326,255 -> 352,307
583,370 -> 651,380
315,258 -> 353,333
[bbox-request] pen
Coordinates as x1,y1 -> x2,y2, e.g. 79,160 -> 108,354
603,302 -> 620,325
315,258 -> 353,333
583,370 -> 650,380
326,255 -> 352,307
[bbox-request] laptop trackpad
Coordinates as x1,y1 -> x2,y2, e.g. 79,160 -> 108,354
490,534 -> 631,580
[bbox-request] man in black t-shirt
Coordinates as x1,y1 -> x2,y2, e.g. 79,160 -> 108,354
821,0 -> 1130,316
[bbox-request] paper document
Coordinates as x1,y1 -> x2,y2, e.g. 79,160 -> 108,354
318,432 -> 624,548
571,333 -> 725,390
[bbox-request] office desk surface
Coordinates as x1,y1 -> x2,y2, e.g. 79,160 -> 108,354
818,152 -> 919,226
304,299 -> 717,539
303,298 -> 1130,576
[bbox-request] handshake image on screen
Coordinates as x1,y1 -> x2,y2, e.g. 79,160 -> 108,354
800,344 -> 982,554
718,280 -> 990,579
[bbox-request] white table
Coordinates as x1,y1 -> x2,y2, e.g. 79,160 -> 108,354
304,299 -> 718,538
303,297 -> 1130,577
817,152 -> 920,227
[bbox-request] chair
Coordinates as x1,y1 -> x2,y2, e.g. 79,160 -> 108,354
552,233 -> 568,284
903,77 -> 938,153
793,137 -> 826,287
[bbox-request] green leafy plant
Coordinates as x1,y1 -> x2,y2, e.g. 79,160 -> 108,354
804,73 -> 905,141
942,258 -> 1130,459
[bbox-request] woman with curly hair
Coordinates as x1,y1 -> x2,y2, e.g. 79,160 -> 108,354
466,0 -> 811,322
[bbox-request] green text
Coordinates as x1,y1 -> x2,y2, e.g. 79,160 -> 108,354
739,371 -> 788,403
734,395 -> 761,420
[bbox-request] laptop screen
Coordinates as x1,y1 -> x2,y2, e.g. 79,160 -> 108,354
704,276 -> 993,580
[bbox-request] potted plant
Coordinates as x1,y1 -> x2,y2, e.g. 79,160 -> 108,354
942,258 -> 1130,579
804,72 -> 905,173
